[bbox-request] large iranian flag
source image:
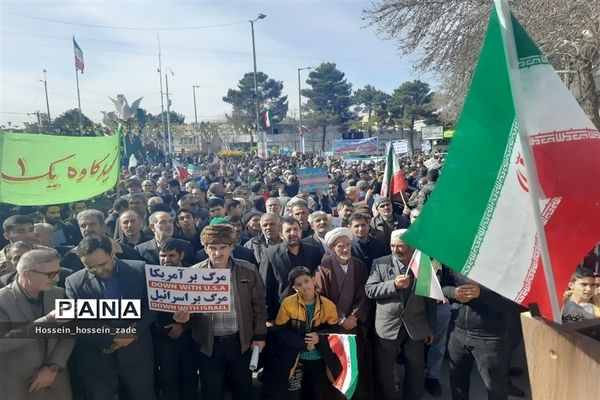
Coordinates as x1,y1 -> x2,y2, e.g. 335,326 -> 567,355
380,142 -> 408,198
403,1 -> 600,321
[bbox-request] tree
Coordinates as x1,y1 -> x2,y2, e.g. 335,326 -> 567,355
364,0 -> 600,128
302,62 -> 353,151
352,85 -> 391,136
50,109 -> 98,136
223,72 -> 289,145
387,80 -> 437,150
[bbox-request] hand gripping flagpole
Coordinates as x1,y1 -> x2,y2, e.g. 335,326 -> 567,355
494,0 -> 562,323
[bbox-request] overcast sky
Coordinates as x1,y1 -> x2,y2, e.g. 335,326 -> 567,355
0,0 -> 432,128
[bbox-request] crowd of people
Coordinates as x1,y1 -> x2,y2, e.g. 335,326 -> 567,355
0,150 -> 598,400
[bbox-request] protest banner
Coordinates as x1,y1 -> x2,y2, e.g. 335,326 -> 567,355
421,126 -> 444,140
332,137 -> 378,156
0,131 -> 120,205
298,167 -> 329,194
146,265 -> 231,313
392,140 -> 409,155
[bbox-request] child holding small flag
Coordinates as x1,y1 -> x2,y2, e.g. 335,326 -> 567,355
262,266 -> 338,400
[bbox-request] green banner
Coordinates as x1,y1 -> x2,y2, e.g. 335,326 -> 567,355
0,131 -> 120,205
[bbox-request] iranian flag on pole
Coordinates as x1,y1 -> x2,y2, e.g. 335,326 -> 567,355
73,37 -> 84,73
171,158 -> 190,184
403,1 -> 600,321
327,334 -> 359,399
262,109 -> 272,129
408,250 -> 445,302
380,142 -> 408,198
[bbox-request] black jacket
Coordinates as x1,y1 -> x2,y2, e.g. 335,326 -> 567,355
351,236 -> 389,271
61,240 -> 141,272
259,242 -> 324,320
135,238 -> 196,266
441,268 -> 519,337
301,234 -> 326,258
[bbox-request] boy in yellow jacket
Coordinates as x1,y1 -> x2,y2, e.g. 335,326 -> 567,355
263,266 -> 338,400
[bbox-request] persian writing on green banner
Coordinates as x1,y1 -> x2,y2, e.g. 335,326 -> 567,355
0,131 -> 121,205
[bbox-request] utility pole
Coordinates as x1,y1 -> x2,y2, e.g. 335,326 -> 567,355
165,69 -> 174,155
157,34 -> 167,154
41,69 -> 51,127
297,66 -> 312,153
250,13 -> 266,154
193,85 -> 199,125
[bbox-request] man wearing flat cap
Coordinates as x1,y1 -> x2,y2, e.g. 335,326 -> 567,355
366,229 -> 436,400
314,227 -> 374,399
174,225 -> 267,400
371,197 -> 410,244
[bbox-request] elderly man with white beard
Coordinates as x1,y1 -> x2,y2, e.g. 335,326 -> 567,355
366,229 -> 436,400
314,227 -> 374,399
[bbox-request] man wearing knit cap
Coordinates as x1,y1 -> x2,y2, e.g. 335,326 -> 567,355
371,197 -> 410,244
174,224 -> 267,400
243,210 -> 263,240
194,218 -> 257,266
315,227 -> 374,399
366,229 -> 436,400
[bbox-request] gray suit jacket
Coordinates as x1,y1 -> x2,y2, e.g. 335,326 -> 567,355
365,255 -> 436,340
0,283 -> 74,400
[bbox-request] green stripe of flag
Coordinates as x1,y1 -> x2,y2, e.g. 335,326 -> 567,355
345,335 -> 359,399
414,254 -> 432,297
402,7 -> 516,272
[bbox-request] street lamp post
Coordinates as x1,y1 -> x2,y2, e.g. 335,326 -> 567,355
192,85 -> 199,126
250,13 -> 266,154
193,85 -> 200,152
165,68 -> 174,156
297,66 -> 312,153
40,69 -> 51,127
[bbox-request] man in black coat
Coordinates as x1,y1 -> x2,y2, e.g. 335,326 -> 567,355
348,213 -> 390,271
60,209 -> 141,272
259,217 -> 323,321
135,211 -> 195,266
65,236 -> 156,400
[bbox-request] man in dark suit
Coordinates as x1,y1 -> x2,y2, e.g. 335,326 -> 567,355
260,217 -> 324,321
365,229 -> 436,400
65,236 -> 157,400
244,213 -> 282,265
60,209 -> 141,272
135,211 -> 195,266
301,210 -> 330,256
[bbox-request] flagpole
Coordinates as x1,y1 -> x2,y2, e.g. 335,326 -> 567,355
494,0 -> 561,322
75,70 -> 82,129
73,36 -> 83,133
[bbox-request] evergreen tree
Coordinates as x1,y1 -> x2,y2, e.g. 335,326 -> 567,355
302,62 -> 353,151
352,85 -> 391,136
223,72 -> 288,145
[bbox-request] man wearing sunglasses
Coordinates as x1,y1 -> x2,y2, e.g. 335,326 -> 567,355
0,248 -> 75,400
